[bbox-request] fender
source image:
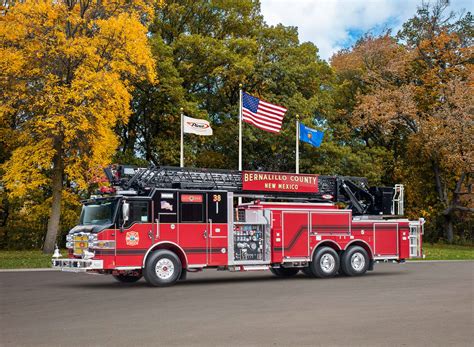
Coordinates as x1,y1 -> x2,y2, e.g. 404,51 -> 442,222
142,241 -> 189,268
344,239 -> 374,258
311,240 -> 342,259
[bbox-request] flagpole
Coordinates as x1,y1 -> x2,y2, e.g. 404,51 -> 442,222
238,84 -> 243,205
296,114 -> 300,174
238,84 -> 243,172
180,107 -> 184,168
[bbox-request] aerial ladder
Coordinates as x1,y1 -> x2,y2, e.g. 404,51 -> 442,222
104,165 -> 404,216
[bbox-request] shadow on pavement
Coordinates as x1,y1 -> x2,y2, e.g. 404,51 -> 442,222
53,270 -> 406,289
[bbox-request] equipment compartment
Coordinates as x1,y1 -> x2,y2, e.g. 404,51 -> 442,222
233,225 -> 265,261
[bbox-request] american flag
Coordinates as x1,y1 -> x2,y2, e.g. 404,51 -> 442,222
242,92 -> 287,133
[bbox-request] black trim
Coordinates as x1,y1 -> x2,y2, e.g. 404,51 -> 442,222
117,249 -> 147,255
96,247 -> 226,256
94,250 -> 115,255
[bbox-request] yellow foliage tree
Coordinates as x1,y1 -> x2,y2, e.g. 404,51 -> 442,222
0,0 -> 158,252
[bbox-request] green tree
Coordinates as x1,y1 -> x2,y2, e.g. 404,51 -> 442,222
122,0 -> 386,186
331,1 -> 473,242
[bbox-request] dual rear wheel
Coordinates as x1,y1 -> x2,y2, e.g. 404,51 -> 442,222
299,245 -> 370,278
340,246 -> 370,276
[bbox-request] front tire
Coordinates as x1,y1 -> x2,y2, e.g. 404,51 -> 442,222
144,249 -> 182,287
310,247 -> 340,278
340,246 -> 369,276
113,274 -> 142,283
270,267 -> 299,277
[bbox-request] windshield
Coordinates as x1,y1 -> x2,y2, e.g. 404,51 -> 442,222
79,200 -> 118,225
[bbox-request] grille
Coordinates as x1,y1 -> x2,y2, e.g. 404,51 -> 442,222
73,233 -> 90,256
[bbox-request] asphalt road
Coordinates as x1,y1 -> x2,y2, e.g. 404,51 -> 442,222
1,261 -> 473,346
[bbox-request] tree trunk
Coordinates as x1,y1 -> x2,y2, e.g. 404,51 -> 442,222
43,140 -> 63,254
432,161 -> 446,204
445,215 -> 454,243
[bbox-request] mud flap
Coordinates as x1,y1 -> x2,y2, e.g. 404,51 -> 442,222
179,269 -> 187,281
368,259 -> 375,271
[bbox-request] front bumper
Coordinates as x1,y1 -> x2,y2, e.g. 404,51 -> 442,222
52,258 -> 104,272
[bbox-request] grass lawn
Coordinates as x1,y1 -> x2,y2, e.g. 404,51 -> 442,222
420,243 -> 474,261
0,244 -> 472,269
0,250 -> 64,269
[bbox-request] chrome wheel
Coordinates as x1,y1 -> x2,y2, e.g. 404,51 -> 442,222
311,247 -> 340,278
320,253 -> 336,273
351,252 -> 366,271
155,258 -> 175,280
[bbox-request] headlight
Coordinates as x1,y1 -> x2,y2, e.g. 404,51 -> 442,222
90,240 -> 115,249
66,242 -> 74,249
88,234 -> 98,241
66,234 -> 73,242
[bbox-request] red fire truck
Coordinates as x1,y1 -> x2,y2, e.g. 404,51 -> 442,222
52,165 -> 424,286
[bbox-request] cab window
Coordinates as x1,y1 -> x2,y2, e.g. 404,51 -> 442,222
180,203 -> 204,222
155,192 -> 178,223
180,194 -> 204,223
124,201 -> 150,226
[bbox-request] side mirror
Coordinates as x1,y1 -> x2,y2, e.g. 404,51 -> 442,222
122,201 -> 130,223
120,201 -> 130,233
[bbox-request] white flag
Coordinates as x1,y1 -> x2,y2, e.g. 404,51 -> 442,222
183,115 -> 213,136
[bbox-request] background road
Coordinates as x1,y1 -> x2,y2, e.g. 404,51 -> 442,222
1,261 -> 473,346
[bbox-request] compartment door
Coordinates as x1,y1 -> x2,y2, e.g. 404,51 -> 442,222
281,212 -> 310,259
373,223 -> 399,258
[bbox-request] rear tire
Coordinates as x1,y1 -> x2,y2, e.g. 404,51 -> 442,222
340,246 -> 369,276
113,274 -> 142,283
270,267 -> 299,277
144,249 -> 182,287
310,247 -> 339,278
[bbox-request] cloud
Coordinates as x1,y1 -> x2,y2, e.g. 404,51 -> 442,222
260,0 -> 472,60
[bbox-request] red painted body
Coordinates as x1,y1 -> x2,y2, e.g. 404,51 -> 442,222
69,198 -> 423,272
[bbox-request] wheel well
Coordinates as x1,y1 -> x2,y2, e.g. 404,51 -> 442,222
344,241 -> 373,259
312,241 -> 342,258
143,243 -> 188,269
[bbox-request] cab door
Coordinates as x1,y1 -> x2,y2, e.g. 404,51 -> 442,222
115,199 -> 152,267
207,192 -> 228,265
154,191 -> 178,244
177,193 -> 208,266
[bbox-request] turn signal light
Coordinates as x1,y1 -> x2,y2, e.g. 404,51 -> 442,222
90,240 -> 115,249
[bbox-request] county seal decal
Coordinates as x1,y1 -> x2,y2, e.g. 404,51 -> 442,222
126,231 -> 139,246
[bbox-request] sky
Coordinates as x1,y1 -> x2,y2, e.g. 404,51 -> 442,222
260,0 -> 472,61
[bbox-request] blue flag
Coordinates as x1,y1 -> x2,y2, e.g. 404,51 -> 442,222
299,123 -> 324,147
